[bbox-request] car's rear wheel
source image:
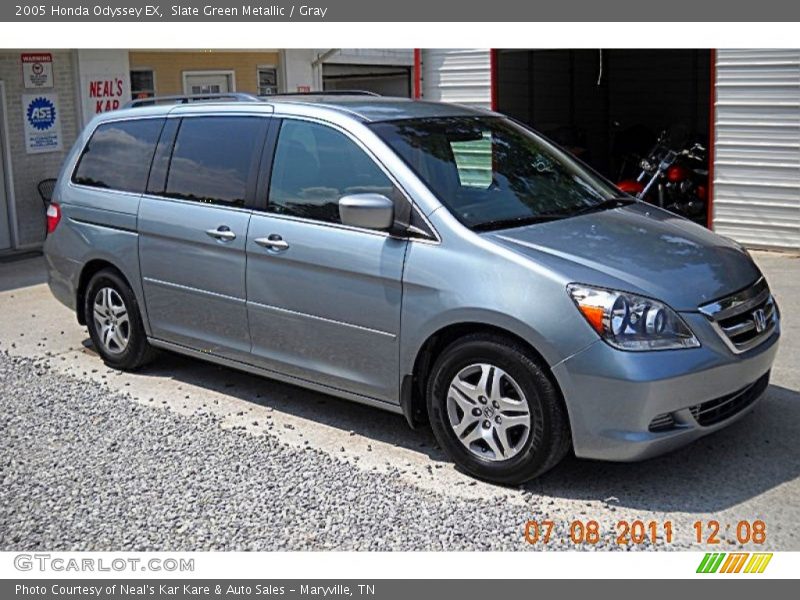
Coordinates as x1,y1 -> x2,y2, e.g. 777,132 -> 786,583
84,268 -> 154,370
426,333 -> 571,484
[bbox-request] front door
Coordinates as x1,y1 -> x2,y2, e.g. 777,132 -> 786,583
246,118 -> 408,402
184,72 -> 232,95
138,115 -> 267,359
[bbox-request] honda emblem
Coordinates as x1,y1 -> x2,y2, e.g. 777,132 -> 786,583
753,309 -> 767,333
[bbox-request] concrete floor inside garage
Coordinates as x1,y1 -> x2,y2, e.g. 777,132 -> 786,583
0,251 -> 798,550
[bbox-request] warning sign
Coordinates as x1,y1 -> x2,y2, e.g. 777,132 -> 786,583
21,53 -> 53,89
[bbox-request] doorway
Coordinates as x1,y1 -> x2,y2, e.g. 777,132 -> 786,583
496,50 -> 711,181
182,71 -> 235,95
322,64 -> 412,97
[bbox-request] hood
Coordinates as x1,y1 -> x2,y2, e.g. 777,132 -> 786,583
486,203 -> 761,311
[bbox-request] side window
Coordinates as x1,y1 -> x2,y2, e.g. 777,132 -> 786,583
72,119 -> 163,193
268,119 -> 395,224
165,117 -> 265,207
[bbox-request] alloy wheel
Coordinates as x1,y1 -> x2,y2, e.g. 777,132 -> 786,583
446,363 -> 532,462
92,287 -> 130,355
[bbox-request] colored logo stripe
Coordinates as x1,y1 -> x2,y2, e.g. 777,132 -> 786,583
697,553 -> 726,573
744,553 -> 773,573
697,553 -> 772,574
719,553 -> 748,573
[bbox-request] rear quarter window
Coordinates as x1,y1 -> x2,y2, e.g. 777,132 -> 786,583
72,119 -> 164,194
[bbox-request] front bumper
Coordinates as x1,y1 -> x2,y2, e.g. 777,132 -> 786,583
552,311 -> 780,461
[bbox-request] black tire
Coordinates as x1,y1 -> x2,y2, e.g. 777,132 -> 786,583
426,333 -> 571,485
84,268 -> 154,370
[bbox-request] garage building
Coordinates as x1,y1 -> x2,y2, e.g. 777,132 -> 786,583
0,49 -> 412,253
1,48 -> 797,253
419,49 -> 800,251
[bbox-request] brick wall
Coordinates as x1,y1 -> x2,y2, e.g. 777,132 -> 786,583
0,50 -> 80,247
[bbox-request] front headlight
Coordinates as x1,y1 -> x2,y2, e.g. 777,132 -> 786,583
567,284 -> 700,351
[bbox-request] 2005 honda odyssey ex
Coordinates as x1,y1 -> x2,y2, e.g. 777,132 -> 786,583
44,93 -> 780,484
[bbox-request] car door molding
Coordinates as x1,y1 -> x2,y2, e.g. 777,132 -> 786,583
142,276 -> 247,304
247,299 -> 397,339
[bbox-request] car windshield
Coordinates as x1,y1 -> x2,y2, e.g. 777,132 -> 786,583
370,116 -> 623,231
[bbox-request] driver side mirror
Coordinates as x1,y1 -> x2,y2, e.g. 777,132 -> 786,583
338,194 -> 394,231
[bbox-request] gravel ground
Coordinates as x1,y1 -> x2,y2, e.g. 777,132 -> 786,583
1,252 -> 798,551
1,351 -> 646,551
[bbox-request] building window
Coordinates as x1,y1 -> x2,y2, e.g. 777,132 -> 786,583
258,67 -> 278,96
130,69 -> 155,99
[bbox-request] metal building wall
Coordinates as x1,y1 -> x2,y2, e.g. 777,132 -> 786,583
713,49 -> 800,250
421,49 -> 491,108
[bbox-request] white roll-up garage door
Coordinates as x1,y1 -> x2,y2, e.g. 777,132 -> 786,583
421,49 -> 491,108
713,49 -> 800,250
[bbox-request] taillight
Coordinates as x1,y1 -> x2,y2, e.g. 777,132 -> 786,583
696,185 -> 708,201
46,202 -> 61,234
667,165 -> 690,183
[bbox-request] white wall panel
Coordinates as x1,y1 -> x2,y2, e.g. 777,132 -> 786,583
714,49 -> 800,250
421,49 -> 491,108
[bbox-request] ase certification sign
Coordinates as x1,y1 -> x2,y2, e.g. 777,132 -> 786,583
22,93 -> 62,154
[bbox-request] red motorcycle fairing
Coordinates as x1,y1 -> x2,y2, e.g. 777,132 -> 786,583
667,164 -> 691,182
617,179 -> 645,195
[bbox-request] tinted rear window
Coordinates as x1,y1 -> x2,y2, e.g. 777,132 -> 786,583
72,119 -> 164,193
164,117 -> 264,207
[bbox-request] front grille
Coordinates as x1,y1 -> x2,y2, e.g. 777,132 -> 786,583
699,278 -> 778,353
689,372 -> 770,427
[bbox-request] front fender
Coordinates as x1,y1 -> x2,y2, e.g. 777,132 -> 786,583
399,235 -> 598,382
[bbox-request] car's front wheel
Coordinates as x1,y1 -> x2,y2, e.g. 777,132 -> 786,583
84,268 -> 154,370
426,334 -> 571,484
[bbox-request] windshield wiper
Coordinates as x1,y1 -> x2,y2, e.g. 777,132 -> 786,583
472,214 -> 566,232
472,198 -> 636,232
569,197 -> 636,217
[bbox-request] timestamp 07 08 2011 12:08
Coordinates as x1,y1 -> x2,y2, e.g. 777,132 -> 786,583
523,519 -> 767,546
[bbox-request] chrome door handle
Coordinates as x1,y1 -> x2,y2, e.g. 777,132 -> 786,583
254,235 -> 289,251
205,226 -> 236,241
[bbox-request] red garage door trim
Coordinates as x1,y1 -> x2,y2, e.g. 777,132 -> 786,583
707,48 -> 716,230
413,48 -> 422,99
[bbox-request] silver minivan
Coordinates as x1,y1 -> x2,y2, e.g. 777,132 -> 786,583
44,93 -> 780,483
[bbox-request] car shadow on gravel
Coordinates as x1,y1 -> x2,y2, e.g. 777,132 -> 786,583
533,384 -> 800,513
114,343 -> 799,513
133,348 -> 447,460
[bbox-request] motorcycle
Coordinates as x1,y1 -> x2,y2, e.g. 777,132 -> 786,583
617,131 -> 709,226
